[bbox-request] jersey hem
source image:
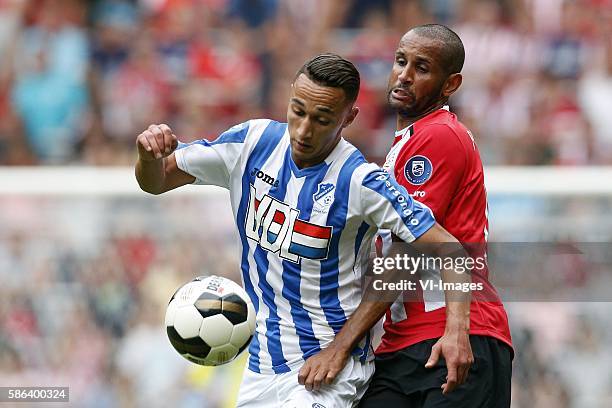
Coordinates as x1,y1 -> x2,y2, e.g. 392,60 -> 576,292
375,329 -> 513,356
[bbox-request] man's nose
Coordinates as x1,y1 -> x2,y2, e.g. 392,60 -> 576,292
398,64 -> 414,84
297,118 -> 312,139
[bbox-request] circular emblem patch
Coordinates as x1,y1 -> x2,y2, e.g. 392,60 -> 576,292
404,155 -> 433,185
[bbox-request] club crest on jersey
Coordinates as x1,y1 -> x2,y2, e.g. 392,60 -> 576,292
404,155 -> 433,185
312,183 -> 335,214
245,185 -> 332,263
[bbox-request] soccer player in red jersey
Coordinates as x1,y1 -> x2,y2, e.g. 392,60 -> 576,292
357,24 -> 513,407
293,25 -> 510,406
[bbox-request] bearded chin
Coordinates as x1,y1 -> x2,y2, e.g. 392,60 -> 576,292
389,94 -> 417,118
397,89 -> 445,119
397,106 -> 413,118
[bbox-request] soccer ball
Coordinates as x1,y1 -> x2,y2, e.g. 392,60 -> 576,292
165,275 -> 256,366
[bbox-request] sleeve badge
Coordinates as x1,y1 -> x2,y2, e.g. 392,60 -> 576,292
404,155 -> 433,185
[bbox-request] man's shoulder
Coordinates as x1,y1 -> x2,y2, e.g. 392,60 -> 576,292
223,119 -> 287,149
242,118 -> 287,136
412,111 -> 475,153
328,140 -> 382,186
329,138 -> 368,168
251,118 -> 287,127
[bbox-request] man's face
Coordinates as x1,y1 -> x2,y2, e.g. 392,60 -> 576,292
387,31 -> 449,117
287,74 -> 357,168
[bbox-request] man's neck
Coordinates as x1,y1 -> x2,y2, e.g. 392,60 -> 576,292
396,101 -> 448,131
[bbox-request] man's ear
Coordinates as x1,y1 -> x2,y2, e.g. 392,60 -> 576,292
342,106 -> 360,128
443,73 -> 462,98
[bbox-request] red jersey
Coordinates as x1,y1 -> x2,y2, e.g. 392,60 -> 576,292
376,107 -> 512,354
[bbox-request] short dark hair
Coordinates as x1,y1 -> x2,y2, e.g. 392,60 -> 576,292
295,53 -> 360,103
409,24 -> 465,74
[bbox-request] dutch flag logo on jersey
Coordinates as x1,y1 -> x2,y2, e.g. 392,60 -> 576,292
244,185 -> 332,263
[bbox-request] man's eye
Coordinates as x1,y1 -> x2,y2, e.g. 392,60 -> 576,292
293,109 -> 305,116
318,119 -> 330,126
396,58 -> 406,66
416,65 -> 428,73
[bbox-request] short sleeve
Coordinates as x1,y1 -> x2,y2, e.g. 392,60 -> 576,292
174,121 -> 250,189
360,167 -> 436,243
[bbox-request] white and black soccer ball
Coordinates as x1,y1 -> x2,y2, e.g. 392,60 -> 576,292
165,275 -> 256,366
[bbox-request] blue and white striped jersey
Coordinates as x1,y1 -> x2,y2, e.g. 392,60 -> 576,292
174,119 -> 435,374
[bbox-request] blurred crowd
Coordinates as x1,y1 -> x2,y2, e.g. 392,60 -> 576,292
1,193 -> 612,407
0,195 -> 246,407
0,0 -> 611,166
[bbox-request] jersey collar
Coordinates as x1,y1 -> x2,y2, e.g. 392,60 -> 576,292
393,105 -> 449,145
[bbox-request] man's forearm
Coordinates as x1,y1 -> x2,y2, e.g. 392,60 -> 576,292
329,293 -> 391,352
135,157 -> 166,195
433,239 -> 472,334
441,265 -> 471,334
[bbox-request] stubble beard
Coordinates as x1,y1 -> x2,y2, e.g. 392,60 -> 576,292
389,84 -> 446,121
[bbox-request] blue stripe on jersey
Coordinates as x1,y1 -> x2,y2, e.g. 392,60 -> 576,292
354,221 -> 370,261
176,122 -> 249,151
281,161 -> 330,362
252,244 -> 289,373
362,170 -> 436,239
235,120 -> 285,373
352,221 -> 371,359
209,122 -> 249,145
252,143 -> 293,374
319,150 -> 367,333
353,221 -> 370,361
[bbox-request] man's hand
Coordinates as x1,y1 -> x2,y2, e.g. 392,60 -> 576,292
425,329 -> 474,395
298,343 -> 350,392
137,124 -> 178,161
135,123 -> 193,194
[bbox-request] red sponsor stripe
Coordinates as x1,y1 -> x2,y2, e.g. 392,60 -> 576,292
294,220 -> 331,239
254,198 -> 260,211
273,210 -> 285,225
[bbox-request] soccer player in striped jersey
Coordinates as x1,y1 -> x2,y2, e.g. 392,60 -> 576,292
135,54 -> 472,407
